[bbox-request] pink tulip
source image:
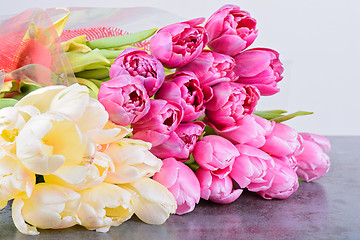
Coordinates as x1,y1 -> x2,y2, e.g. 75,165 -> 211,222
257,158 -> 299,200
153,158 -> 201,215
98,75 -> 150,126
196,168 -> 242,204
109,48 -> 165,96
155,71 -> 205,122
208,114 -> 274,148
276,156 -> 298,170
299,132 -> 331,152
205,82 -> 260,130
150,18 -> 208,68
295,133 -> 331,182
193,135 -> 239,178
260,122 -> 303,158
177,50 -> 235,86
205,5 -> 258,56
150,121 -> 205,160
131,99 -> 183,147
230,144 -> 274,191
234,48 -> 284,96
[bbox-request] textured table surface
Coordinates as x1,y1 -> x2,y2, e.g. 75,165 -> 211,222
1,136 -> 359,240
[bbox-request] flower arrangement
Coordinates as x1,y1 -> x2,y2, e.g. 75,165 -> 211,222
0,4 -> 330,235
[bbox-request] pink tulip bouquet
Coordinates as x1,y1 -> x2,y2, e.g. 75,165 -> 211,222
0,5 -> 330,235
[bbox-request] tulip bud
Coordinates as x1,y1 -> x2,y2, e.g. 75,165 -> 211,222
123,178 -> 177,225
76,183 -> 136,233
234,48 -> 284,96
149,121 -> 205,160
156,71 -> 205,122
196,168 -> 242,204
177,51 -> 235,86
131,99 -> 183,147
208,114 -> 274,148
12,183 -> 81,235
98,74 -> 150,126
103,138 -> 162,184
257,159 -> 299,199
260,122 -> 303,158
153,158 -> 200,215
230,144 -> 274,190
205,82 -> 260,130
295,133 -> 331,182
205,5 -> 258,56
0,149 -> 35,209
109,48 -> 165,96
193,135 -> 239,178
150,18 -> 208,68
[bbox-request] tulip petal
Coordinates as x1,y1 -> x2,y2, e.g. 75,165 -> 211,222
77,97 -> 108,132
50,84 -> 89,121
12,198 -> 39,235
15,85 -> 65,112
129,178 -> 176,224
210,188 -> 242,204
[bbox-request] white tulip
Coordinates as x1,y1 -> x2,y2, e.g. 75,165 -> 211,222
16,112 -> 92,175
122,178 -> 177,225
44,151 -> 115,191
103,138 -> 162,184
12,183 -> 81,235
76,183 -> 135,233
0,148 -> 35,209
0,105 -> 39,143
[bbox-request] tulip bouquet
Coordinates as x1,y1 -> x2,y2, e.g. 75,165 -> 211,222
0,4 -> 331,235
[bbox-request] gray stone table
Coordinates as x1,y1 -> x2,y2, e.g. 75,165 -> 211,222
1,136 -> 359,240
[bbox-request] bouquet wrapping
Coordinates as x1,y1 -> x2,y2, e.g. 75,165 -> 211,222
0,5 -> 331,235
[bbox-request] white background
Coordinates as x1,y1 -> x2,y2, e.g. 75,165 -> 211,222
2,0 -> 360,136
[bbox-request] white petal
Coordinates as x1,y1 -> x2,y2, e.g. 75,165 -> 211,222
128,178 -> 176,225
76,97 -> 108,132
12,197 -> 39,235
15,85 -> 65,113
23,209 -> 62,229
87,123 -> 131,144
16,112 -> 88,175
50,83 -> 89,121
77,183 -> 135,231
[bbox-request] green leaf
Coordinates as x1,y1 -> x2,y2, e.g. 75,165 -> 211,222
98,49 -> 124,59
75,68 -> 110,80
183,154 -> 195,165
164,68 -> 175,76
87,28 -> 157,49
0,98 -> 18,109
271,111 -> 313,122
183,154 -> 200,172
254,110 -> 288,120
76,78 -> 100,98
19,81 -> 41,94
66,49 -> 110,73
203,124 -> 217,136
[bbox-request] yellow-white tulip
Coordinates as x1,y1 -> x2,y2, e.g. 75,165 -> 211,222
15,83 -> 130,145
44,152 -> 115,191
12,183 -> 81,235
76,183 -> 135,233
16,112 -> 92,175
122,178 -> 177,225
0,149 -> 35,209
104,138 -> 162,184
15,84 -> 108,133
0,105 -> 39,143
